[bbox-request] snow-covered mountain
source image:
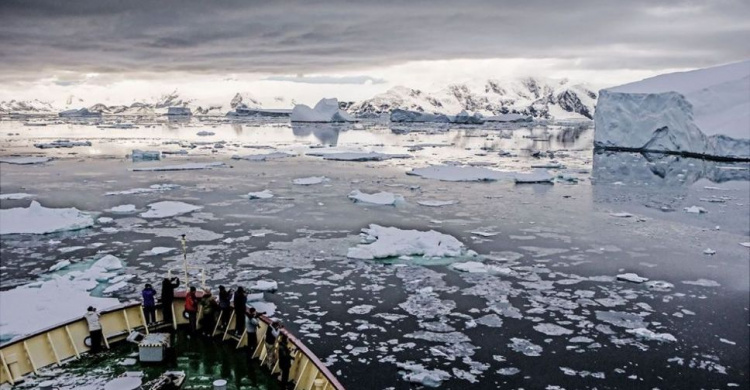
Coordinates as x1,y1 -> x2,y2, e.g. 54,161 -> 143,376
346,77 -> 598,120
0,99 -> 54,114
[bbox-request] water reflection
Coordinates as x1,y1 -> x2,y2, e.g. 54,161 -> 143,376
291,123 -> 340,146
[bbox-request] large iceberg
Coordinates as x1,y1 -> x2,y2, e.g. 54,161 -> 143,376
290,98 -> 355,123
594,61 -> 750,160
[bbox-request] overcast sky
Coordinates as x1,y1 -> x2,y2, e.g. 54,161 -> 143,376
1,0 -> 748,106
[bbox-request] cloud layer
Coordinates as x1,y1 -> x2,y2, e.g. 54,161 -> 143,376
1,0 -> 749,79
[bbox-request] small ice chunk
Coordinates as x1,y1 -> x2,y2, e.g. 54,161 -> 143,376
0,193 -> 35,200
246,190 -> 274,199
131,150 -> 160,162
49,259 -> 71,272
132,162 -> 226,171
347,224 -> 466,260
417,200 -> 459,207
348,190 -> 404,206
232,152 -> 294,161
292,176 -> 329,185
610,212 -> 633,218
0,156 -> 51,165
140,201 -> 202,218
682,279 -> 721,287
148,247 -> 175,256
347,304 -> 375,315
250,280 -> 278,292
616,273 -> 649,283
533,323 -> 574,336
703,248 -> 716,255
108,204 -> 137,214
626,328 -> 677,342
683,206 -> 707,214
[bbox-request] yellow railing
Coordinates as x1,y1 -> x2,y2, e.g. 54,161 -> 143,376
0,293 -> 345,390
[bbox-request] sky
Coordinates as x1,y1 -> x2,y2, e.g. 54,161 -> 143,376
1,0 -> 748,107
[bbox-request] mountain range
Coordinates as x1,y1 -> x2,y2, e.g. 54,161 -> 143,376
0,77 -> 598,120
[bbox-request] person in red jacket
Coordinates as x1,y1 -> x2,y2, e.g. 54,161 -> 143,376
184,286 -> 198,334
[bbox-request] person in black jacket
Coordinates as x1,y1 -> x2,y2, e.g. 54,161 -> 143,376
161,276 -> 180,324
218,285 -> 232,329
233,287 -> 247,334
277,333 -> 293,389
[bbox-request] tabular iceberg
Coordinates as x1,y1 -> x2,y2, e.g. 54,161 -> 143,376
594,61 -> 750,160
291,98 -> 355,123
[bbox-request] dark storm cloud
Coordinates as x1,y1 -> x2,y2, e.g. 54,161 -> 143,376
0,0 -> 748,78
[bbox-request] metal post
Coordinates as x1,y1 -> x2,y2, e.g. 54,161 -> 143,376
181,234 -> 189,286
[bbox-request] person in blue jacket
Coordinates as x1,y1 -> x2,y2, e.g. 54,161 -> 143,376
142,283 -> 157,325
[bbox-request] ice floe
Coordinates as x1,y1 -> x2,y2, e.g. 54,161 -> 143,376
307,151 -> 411,161
417,200 -> 459,207
0,201 -> 95,235
533,323 -> 574,336
246,190 -> 274,199
0,156 -> 50,165
0,193 -> 35,200
108,204 -> 137,213
450,261 -> 511,275
139,201 -> 202,218
249,280 -> 278,292
132,162 -> 226,171
682,279 -> 721,287
347,224 -> 467,260
232,152 -> 294,161
292,176 -> 329,185
408,165 -> 553,183
147,247 -> 175,256
34,140 -> 92,149
508,338 -> 543,357
683,206 -> 707,214
626,328 -> 677,342
105,184 -> 180,196
616,273 -> 649,283
348,190 -> 404,206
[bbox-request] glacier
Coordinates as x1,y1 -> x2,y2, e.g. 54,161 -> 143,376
594,60 -> 750,160
291,98 -> 355,123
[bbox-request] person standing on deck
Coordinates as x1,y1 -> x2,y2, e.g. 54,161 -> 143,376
277,333 -> 293,389
199,288 -> 217,336
218,285 -> 232,329
85,306 -> 103,353
265,321 -> 282,370
184,286 -> 198,334
245,307 -> 263,359
233,286 -> 247,334
142,283 -> 157,325
161,276 -> 180,325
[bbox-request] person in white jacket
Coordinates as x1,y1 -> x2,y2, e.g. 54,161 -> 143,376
84,306 -> 103,353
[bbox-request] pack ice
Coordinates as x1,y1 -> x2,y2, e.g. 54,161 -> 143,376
0,201 -> 95,235
290,98 -> 355,122
595,60 -> 750,159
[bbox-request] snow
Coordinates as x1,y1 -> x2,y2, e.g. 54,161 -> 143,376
131,162 -> 226,171
307,151 -> 411,161
595,60 -> 750,159
0,156 -> 50,165
291,98 -> 355,122
348,190 -> 404,206
347,224 -> 467,260
0,201 -> 95,235
0,255 -> 124,341
417,200 -> 459,207
0,193 -> 34,200
617,273 -> 649,283
108,204 -> 137,214
232,152 -> 294,161
292,176 -> 329,185
246,189 -> 274,199
139,201 -> 202,218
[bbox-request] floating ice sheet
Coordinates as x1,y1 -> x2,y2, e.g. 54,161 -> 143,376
0,201 -> 95,235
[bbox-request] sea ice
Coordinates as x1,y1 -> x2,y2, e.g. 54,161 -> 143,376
34,140 -> 92,149
0,201 -> 95,235
232,152 -> 294,161
513,169 -> 554,184
292,176 -> 329,185
147,247 -> 175,256
108,204 -> 137,213
0,193 -> 35,200
616,273 -> 649,283
132,162 -> 226,171
533,323 -> 574,336
347,305 -> 375,315
249,280 -> 278,292
417,200 -> 459,207
683,206 -> 707,214
307,151 -> 411,161
140,201 -> 202,218
508,338 -> 543,357
348,190 -> 404,206
0,156 -> 50,165
131,149 -> 160,161
626,328 -> 677,342
246,190 -> 274,199
450,261 -> 511,275
682,279 -> 721,287
347,224 -> 467,260
105,184 -> 180,196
